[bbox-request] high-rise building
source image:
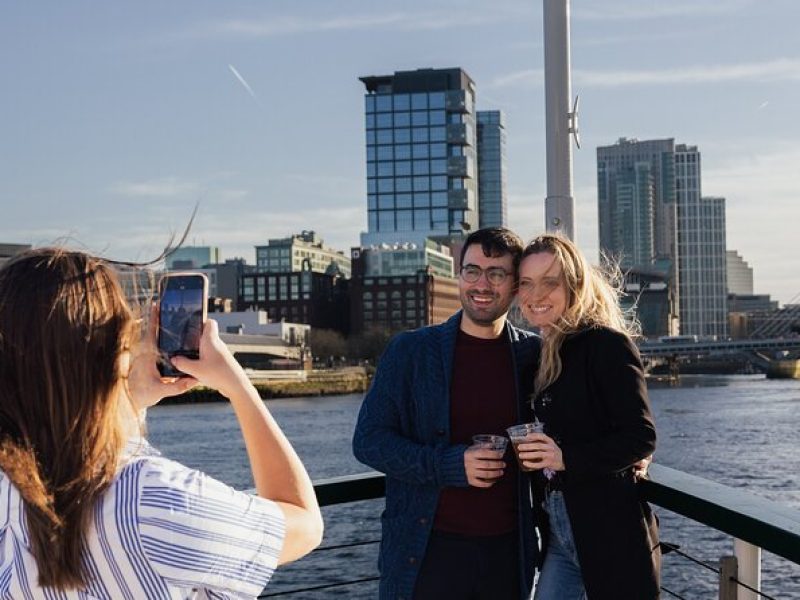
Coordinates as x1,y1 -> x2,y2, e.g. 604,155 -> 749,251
359,68 -> 478,247
726,250 -> 753,295
597,138 -> 677,269
476,110 -> 507,228
674,142 -> 728,337
597,138 -> 728,337
255,231 -> 351,279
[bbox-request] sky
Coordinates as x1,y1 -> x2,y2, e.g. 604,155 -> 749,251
2,0 -> 798,304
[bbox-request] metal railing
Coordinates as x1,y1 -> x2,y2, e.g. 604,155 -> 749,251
259,466 -> 800,598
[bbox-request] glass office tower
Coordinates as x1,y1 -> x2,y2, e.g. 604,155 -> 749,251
476,110 -> 507,229
359,68 -> 478,247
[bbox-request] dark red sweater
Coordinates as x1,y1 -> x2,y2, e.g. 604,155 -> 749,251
433,329 -> 519,535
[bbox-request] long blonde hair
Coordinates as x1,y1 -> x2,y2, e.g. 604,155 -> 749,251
520,234 -> 639,395
0,248 -> 138,589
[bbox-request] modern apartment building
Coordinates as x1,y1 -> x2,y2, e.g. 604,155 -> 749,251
476,110 -> 507,228
255,230 -> 351,279
674,143 -> 728,337
597,138 -> 728,337
597,138 -> 677,269
359,68 -> 479,247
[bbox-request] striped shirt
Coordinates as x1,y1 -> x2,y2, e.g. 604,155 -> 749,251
0,439 -> 285,599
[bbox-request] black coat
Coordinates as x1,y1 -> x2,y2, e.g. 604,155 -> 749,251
533,326 -> 660,600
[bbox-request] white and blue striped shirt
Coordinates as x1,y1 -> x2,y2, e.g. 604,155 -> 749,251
0,439 -> 285,599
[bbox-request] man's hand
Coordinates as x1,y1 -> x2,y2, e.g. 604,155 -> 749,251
464,447 -> 506,488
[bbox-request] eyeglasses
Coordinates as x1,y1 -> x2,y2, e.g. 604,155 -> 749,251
460,264 -> 512,285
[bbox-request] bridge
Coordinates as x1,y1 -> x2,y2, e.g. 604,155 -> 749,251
638,337 -> 800,377
219,332 -> 302,361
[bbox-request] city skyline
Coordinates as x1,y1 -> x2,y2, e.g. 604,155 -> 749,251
2,1 -> 799,303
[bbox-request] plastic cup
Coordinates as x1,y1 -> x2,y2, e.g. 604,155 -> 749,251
471,434 -> 509,452
507,422 -> 545,472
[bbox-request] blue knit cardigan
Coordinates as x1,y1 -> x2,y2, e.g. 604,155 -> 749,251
352,311 -> 541,599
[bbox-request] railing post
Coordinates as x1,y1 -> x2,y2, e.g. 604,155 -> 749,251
719,555 -> 738,600
734,539 -> 761,600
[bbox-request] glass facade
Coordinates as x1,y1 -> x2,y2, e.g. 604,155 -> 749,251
476,110 -> 507,228
360,69 -> 478,247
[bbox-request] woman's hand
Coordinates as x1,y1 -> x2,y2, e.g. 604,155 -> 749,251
633,455 -> 653,479
170,318 -> 250,398
126,307 -> 198,410
517,433 -> 565,472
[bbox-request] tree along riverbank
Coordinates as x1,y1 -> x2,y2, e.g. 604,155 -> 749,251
158,368 -> 373,404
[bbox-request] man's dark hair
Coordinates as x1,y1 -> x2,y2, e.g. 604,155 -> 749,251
459,227 -> 524,272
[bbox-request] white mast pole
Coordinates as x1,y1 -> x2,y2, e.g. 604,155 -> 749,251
543,0 -> 577,240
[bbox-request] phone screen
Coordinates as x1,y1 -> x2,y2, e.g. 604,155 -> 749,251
157,274 -> 207,377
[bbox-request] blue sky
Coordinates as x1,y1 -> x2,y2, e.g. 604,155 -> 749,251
2,0 -> 798,304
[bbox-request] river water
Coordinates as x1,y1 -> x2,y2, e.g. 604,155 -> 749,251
147,374 -> 800,599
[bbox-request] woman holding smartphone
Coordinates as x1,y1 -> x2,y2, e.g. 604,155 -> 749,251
515,234 -> 660,600
0,248 -> 323,598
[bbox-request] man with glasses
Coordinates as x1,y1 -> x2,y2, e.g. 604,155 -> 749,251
353,227 -> 541,600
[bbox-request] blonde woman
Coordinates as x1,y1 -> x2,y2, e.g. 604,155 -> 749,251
515,234 -> 660,600
0,248 -> 323,598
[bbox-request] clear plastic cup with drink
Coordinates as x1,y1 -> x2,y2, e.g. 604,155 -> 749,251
506,421 -> 545,472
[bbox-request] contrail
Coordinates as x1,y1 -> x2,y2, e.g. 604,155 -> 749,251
228,64 -> 258,100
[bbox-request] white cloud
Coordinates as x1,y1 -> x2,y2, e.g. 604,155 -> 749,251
492,58 -> 800,89
110,177 -> 201,199
574,0 -> 753,21
575,58 -> 800,87
182,6 -> 532,41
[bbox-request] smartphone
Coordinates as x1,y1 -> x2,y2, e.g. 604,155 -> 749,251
156,272 -> 208,377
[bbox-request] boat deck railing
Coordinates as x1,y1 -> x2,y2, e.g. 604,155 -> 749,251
259,465 -> 800,599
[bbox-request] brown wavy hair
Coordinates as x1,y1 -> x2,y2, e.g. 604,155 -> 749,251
0,248 -> 138,589
519,234 -> 639,395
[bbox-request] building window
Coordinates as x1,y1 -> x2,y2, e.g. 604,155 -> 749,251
378,211 -> 394,231
412,144 -> 430,158
394,112 -> 410,127
393,94 -> 410,111
414,177 -> 430,191
412,111 -> 428,127
429,92 -> 445,109
413,193 -> 430,208
395,145 -> 411,160
431,143 -> 447,158
413,160 -> 429,175
429,110 -> 446,125
394,128 -> 411,144
375,95 -> 392,111
397,210 -> 413,231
